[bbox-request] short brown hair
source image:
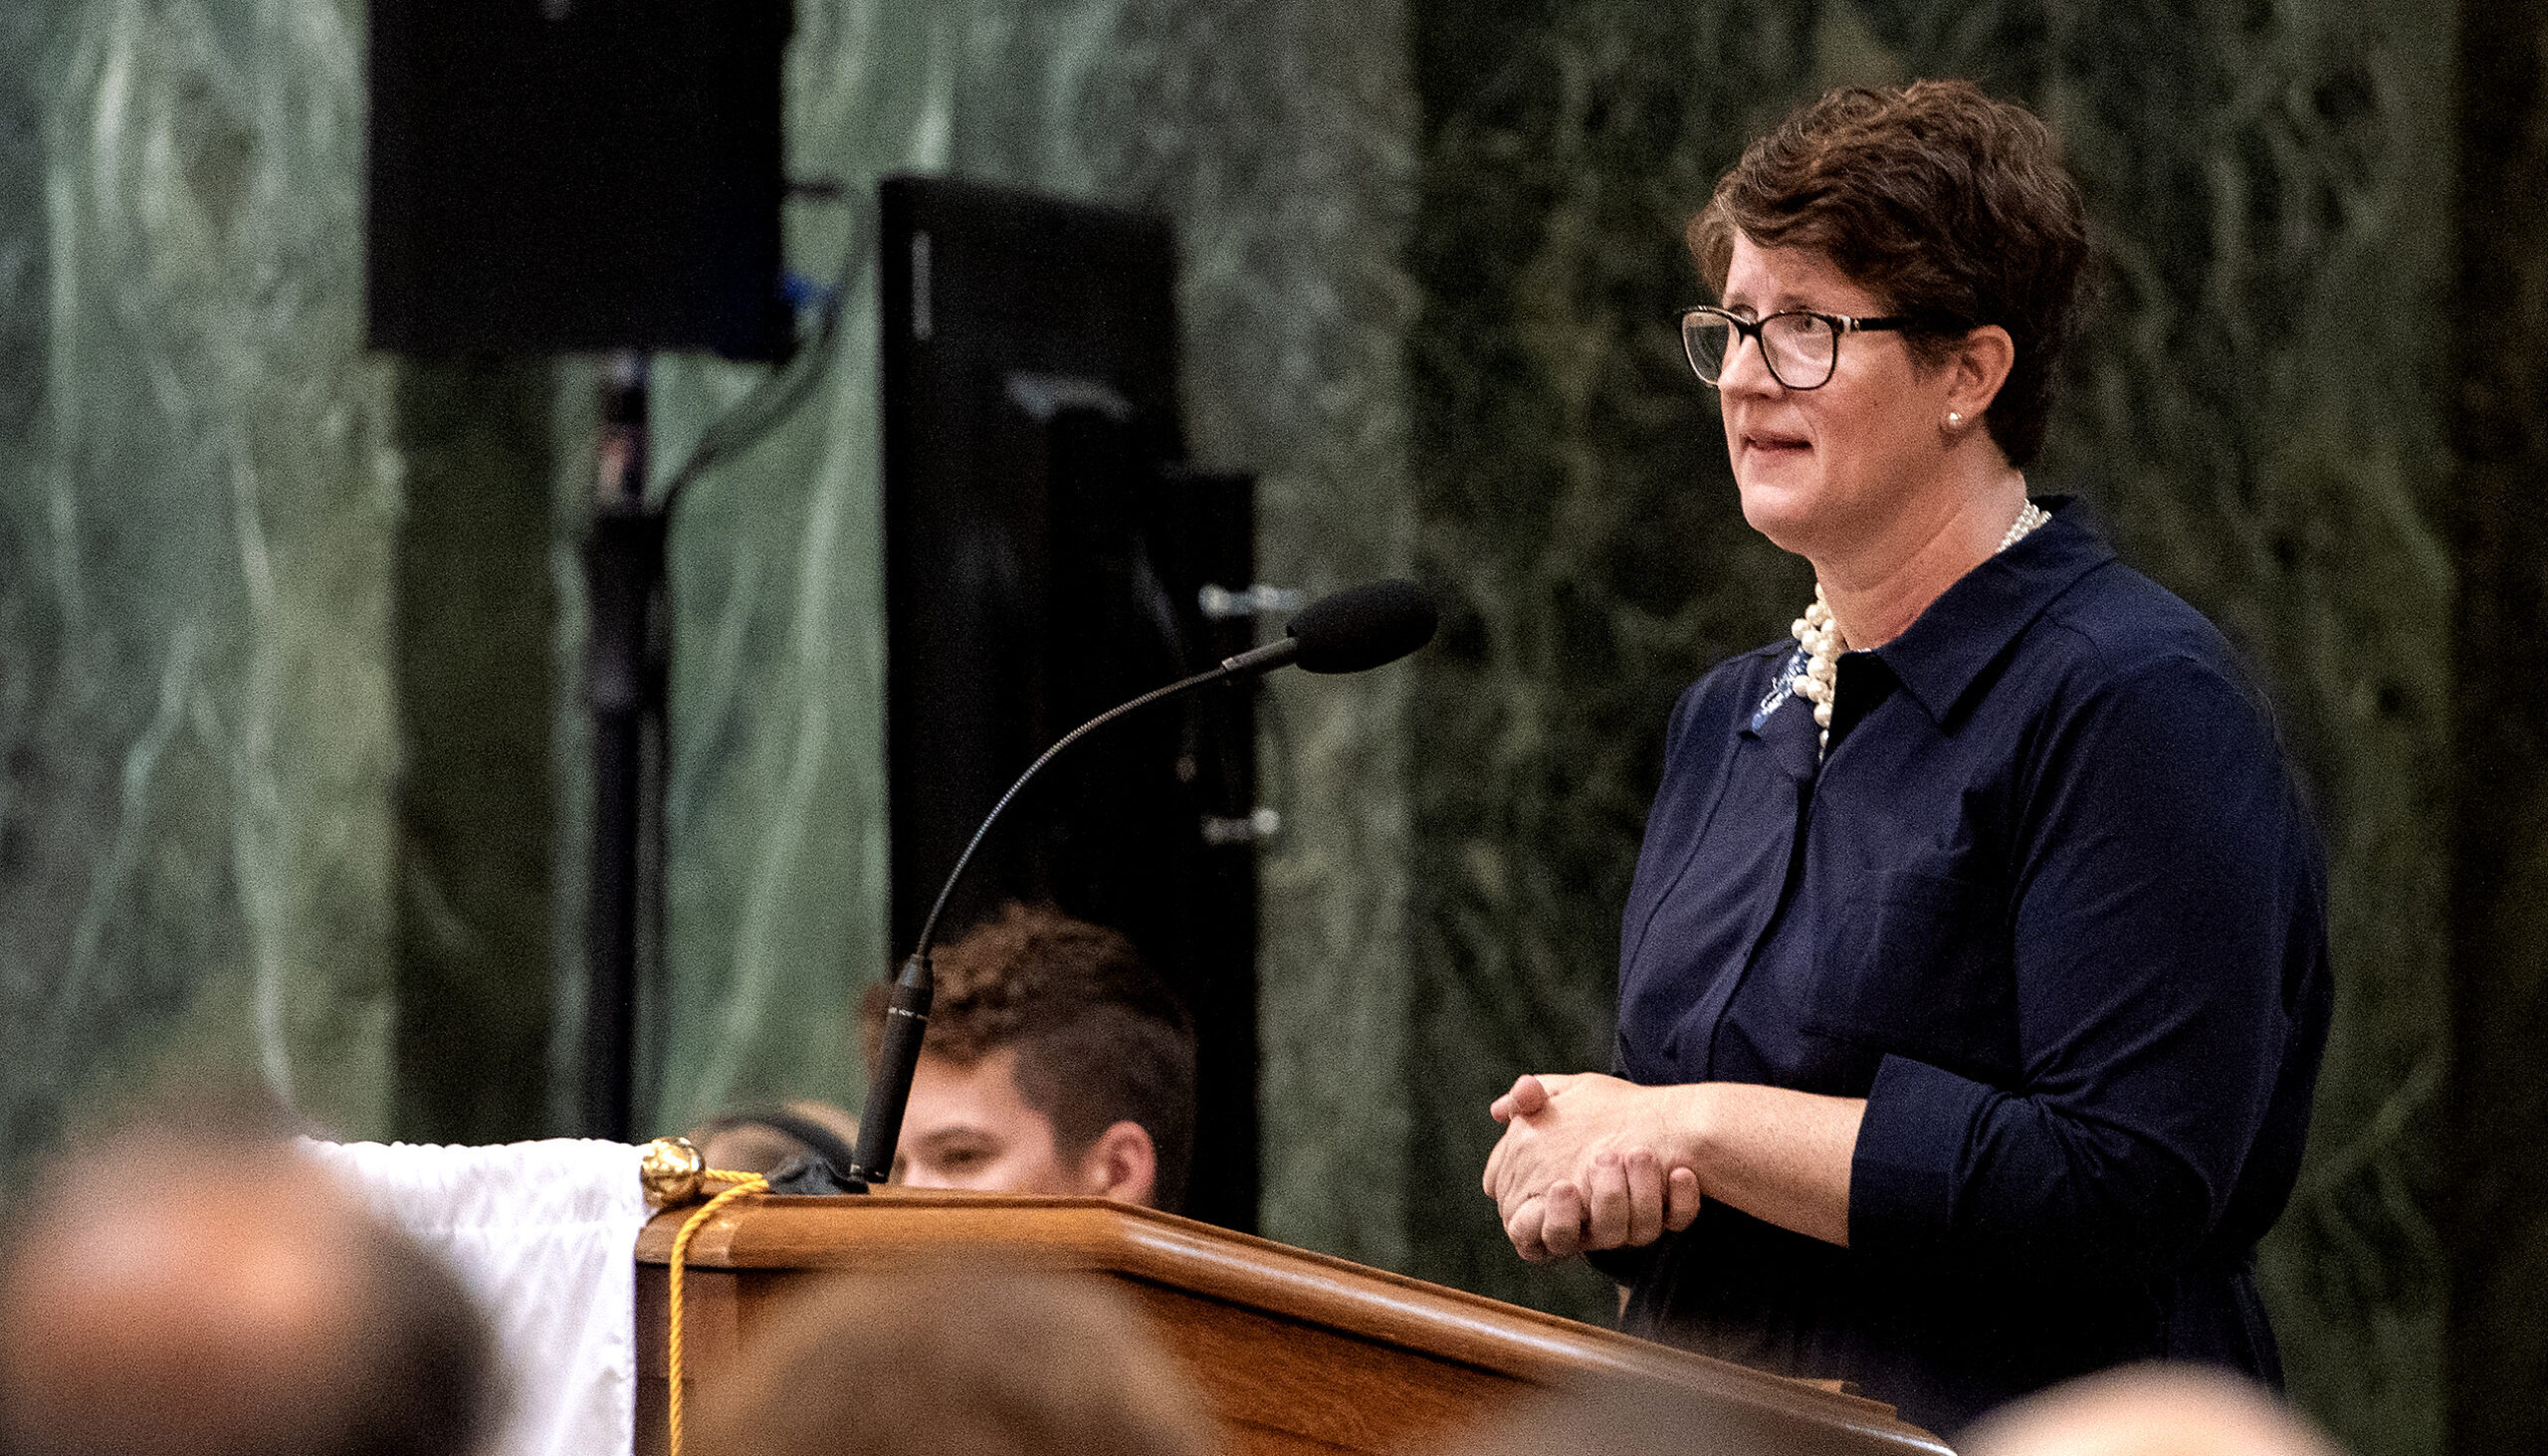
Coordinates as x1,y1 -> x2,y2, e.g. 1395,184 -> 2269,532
862,903 -> 1197,1209
1689,80 -> 2093,467
697,1270 -> 1216,1456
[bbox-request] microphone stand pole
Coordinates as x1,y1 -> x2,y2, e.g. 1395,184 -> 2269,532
582,352 -> 668,1142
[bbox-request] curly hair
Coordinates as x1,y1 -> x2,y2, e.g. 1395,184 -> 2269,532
861,902 -> 1197,1209
1689,80 -> 2094,467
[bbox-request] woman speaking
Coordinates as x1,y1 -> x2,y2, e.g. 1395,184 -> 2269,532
1479,81 -> 2331,1434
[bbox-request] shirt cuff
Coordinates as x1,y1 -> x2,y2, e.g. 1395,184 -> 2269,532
1849,1053 -> 1995,1258
1585,1241 -> 1660,1287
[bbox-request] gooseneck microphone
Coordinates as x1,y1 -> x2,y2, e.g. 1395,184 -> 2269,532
842,578 -> 1438,1188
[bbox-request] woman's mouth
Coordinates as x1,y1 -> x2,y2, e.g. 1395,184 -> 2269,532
1743,430 -> 1810,457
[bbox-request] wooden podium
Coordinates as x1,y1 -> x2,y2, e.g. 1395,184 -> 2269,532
635,1192 -> 1950,1456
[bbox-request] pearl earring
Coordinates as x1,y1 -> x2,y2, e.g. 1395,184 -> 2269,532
1947,411 -> 1963,426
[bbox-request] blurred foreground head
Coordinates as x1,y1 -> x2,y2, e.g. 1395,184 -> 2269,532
696,1269 -> 1218,1456
1436,1370 -> 1901,1456
1961,1365 -> 2344,1456
0,1128 -> 492,1456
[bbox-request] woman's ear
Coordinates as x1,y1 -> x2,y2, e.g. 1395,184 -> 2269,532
1946,323 -> 2017,425
1073,1121 -> 1159,1208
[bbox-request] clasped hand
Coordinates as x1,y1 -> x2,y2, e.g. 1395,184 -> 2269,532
1482,1073 -> 1701,1263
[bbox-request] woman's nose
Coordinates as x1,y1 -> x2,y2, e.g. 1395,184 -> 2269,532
1716,330 -> 1780,394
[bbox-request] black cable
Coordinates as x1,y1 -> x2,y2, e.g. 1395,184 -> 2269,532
656,196 -> 877,519
912,662 -> 1236,959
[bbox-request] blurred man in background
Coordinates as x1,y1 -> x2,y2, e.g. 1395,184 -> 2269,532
684,1098 -> 863,1178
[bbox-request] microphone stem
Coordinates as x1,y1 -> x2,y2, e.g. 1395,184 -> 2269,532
849,654 -> 1260,1186
910,660 -> 1236,959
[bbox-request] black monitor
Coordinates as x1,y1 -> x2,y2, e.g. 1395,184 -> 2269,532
879,175 -> 1261,1229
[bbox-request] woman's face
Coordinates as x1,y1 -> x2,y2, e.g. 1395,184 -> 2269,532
1714,234 -> 1958,560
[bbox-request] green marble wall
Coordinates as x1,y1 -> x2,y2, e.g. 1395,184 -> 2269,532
1401,2 -> 2459,1452
0,0 -> 400,1165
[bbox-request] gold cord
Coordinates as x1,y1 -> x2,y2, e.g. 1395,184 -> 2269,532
666,1170 -> 767,1456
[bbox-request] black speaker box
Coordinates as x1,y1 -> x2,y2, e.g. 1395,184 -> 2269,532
367,0 -> 792,359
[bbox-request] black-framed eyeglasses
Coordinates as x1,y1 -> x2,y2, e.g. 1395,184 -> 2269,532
1677,306 -> 1919,391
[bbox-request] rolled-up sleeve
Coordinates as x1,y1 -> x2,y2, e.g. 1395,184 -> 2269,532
1847,653 -> 2309,1278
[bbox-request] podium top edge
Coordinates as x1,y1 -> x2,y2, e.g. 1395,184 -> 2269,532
632,1192 -> 1949,1454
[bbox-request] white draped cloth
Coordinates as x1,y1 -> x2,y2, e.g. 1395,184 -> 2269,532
300,1137 -> 652,1456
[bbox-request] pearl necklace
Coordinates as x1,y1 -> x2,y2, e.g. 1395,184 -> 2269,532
1790,502 -> 2049,757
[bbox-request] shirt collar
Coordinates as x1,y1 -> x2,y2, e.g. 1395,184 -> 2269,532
1872,496 -> 2115,724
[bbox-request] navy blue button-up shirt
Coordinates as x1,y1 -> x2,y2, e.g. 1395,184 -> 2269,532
1606,500 -> 2331,1435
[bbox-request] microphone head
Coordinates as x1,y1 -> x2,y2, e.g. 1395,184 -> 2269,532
1285,579 -> 1439,674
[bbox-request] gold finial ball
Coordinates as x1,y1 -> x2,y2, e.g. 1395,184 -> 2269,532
640,1136 -> 707,1208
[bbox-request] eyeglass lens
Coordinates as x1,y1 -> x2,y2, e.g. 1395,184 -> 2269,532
1681,312 -> 1840,389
